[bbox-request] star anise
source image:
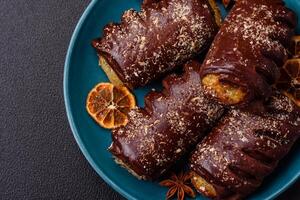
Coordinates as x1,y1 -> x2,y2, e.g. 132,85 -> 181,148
160,171 -> 196,200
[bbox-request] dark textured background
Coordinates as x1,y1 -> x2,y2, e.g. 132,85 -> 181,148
0,0 -> 299,199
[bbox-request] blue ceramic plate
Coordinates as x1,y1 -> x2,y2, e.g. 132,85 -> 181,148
64,0 -> 300,199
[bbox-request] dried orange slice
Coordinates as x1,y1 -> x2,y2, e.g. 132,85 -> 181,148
86,83 -> 136,129
277,58 -> 300,106
291,36 -> 300,58
222,0 -> 233,8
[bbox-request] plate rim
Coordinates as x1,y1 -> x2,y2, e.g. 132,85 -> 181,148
63,0 -> 300,200
63,0 -> 137,199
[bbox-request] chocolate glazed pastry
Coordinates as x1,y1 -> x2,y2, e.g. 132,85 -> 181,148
92,0 -> 221,88
189,92 -> 300,199
200,0 -> 297,105
109,61 -> 224,180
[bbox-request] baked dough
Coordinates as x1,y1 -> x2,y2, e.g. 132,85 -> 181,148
92,0 -> 221,88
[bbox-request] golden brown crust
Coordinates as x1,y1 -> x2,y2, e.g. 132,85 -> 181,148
113,157 -> 145,180
99,56 -> 124,87
207,0 -> 222,27
190,171 -> 217,198
202,74 -> 246,105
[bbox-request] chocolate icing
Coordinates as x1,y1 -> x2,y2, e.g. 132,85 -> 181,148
92,0 -> 218,88
190,92 -> 300,199
200,0 -> 297,104
109,61 -> 224,180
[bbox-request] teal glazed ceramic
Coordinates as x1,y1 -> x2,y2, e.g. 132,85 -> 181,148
64,0 -> 300,199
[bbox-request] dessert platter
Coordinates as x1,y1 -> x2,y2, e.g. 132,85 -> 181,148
64,0 -> 300,199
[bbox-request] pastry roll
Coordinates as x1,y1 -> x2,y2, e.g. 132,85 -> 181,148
92,0 -> 220,88
109,61 -> 224,180
200,0 -> 297,105
190,92 -> 300,199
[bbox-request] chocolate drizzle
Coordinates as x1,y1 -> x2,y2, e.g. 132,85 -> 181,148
200,0 -> 297,104
92,0 -> 219,88
109,61 -> 224,180
190,92 -> 300,199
